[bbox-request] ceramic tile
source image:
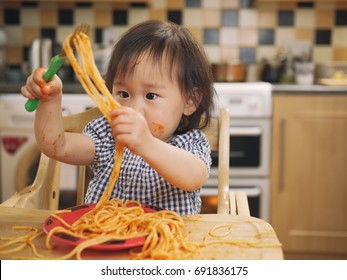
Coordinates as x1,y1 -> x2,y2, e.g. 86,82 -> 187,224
278,10 -> 294,26
335,10 -> 347,26
186,0 -> 201,8
332,28 -> 347,46
220,27 -> 238,46
4,8 -> 20,25
203,10 -> 220,27
333,47 -> 347,61
39,2 -> 58,9
22,27 -> 39,45
335,2 -> 347,9
203,45 -> 221,63
315,29 -> 331,45
183,9 -> 202,27
41,28 -> 55,41
40,9 -> 57,27
239,29 -> 257,46
57,2 -> 74,9
168,10 -> 182,24
113,10 -> 128,25
220,46 -> 239,62
3,26 -> 22,45
258,10 -> 276,28
56,26 -> 76,45
240,47 -> 255,63
75,9 -> 94,26
315,10 -> 334,28
312,46 -> 332,63
149,9 -> 166,21
221,0 -> 239,9
187,26 -> 202,43
295,10 -> 314,28
202,0 -> 221,9
278,2 -> 295,9
256,46 -> 277,62
295,28 -> 314,44
259,28 -> 275,45
168,0 -> 184,9
21,8 -> 40,27
222,10 -> 238,27
58,9 -> 73,25
151,0 -> 167,9
94,8 -> 112,27
204,28 -> 219,44
5,45 -> 22,64
240,0 -> 253,8
129,9 -> 149,25
315,2 -> 334,10
297,2 -> 314,8
239,9 -> 257,28
275,28 -> 295,46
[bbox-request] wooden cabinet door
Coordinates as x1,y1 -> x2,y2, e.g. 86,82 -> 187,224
271,94 -> 347,255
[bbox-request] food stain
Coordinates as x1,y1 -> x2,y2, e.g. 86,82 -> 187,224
150,122 -> 164,137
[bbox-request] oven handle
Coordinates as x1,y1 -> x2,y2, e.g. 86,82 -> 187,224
201,186 -> 261,197
230,126 -> 262,136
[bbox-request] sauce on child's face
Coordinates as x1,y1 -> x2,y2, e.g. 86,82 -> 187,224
113,53 -> 195,142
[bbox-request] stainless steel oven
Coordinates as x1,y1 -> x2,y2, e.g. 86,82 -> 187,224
201,82 -> 272,221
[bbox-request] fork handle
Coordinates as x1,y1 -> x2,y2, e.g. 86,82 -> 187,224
25,55 -> 65,112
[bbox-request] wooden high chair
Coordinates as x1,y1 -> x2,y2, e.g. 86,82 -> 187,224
1,107 -> 250,216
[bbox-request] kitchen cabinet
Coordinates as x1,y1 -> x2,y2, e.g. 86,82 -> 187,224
271,93 -> 347,258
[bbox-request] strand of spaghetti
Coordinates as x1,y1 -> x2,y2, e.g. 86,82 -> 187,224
203,239 -> 282,248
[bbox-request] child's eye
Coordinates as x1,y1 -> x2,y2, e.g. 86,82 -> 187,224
117,91 -> 130,98
146,92 -> 158,100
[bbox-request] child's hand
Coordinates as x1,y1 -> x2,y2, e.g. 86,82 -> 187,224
21,68 -> 63,102
110,107 -> 154,155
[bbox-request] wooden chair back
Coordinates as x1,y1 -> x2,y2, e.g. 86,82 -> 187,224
1,107 -> 249,216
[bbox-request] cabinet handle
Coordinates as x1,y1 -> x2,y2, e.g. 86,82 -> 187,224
279,118 -> 286,192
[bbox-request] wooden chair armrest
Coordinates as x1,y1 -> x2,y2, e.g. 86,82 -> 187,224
0,153 -> 60,210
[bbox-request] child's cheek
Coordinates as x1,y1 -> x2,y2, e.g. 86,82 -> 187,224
149,122 -> 164,138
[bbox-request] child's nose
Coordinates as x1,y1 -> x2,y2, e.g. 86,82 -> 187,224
130,99 -> 144,114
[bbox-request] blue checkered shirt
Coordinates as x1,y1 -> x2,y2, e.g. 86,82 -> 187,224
82,116 -> 211,214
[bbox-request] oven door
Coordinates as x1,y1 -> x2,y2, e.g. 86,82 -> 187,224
201,177 -> 270,221
210,118 -> 271,178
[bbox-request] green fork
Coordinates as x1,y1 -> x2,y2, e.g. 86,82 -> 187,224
25,24 -> 89,112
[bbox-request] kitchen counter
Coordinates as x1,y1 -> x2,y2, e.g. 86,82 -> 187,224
1,81 -> 347,94
272,84 -> 347,93
0,81 -> 85,94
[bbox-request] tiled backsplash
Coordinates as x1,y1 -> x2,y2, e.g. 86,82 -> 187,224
0,0 -> 347,78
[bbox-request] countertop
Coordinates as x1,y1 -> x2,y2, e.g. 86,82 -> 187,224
1,81 -> 347,94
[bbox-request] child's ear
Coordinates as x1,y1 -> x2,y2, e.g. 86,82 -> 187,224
183,88 -> 201,116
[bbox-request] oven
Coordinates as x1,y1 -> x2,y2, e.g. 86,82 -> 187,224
201,82 -> 272,221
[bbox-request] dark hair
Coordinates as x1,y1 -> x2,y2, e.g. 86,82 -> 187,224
105,20 -> 215,134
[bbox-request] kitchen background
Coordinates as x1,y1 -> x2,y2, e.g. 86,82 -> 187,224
0,0 -> 346,84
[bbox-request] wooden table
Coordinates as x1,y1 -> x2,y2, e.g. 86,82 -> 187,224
0,206 -> 283,260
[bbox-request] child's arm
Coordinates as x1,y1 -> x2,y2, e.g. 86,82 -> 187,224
21,68 -> 95,166
110,107 -> 208,191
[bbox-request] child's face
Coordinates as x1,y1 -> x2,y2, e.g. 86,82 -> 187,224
112,53 -> 196,142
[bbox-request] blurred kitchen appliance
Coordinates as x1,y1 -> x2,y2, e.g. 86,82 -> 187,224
29,38 -> 53,72
0,94 -> 95,206
201,82 -> 272,221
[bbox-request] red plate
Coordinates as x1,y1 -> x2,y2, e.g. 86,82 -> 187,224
43,203 -> 163,251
